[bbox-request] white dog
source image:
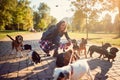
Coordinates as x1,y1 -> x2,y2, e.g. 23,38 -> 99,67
53,59 -> 93,80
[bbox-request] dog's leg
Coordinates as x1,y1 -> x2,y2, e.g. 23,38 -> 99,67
98,54 -> 102,58
90,51 -> 94,58
112,59 -> 115,62
16,50 -> 24,58
84,48 -> 87,58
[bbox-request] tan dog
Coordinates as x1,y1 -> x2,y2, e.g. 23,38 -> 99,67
7,35 -> 24,57
79,38 -> 87,58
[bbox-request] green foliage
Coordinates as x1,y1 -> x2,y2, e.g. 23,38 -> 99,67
0,0 -> 33,30
33,2 -> 57,30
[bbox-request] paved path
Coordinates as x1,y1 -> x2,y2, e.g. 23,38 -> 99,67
0,32 -> 120,80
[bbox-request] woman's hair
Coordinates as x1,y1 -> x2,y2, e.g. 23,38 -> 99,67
56,20 -> 67,32
56,20 -> 65,27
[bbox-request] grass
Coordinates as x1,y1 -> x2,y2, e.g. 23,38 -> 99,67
68,32 -> 120,47
0,30 -> 30,40
0,31 -> 120,47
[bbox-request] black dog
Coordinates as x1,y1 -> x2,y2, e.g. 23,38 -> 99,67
104,47 -> 119,62
24,44 -> 41,65
87,43 -> 111,58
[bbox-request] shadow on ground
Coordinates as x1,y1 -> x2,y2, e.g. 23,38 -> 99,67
88,58 -> 112,80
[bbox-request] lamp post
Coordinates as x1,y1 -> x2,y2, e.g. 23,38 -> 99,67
85,0 -> 88,39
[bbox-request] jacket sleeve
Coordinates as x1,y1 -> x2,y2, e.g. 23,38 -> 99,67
64,32 -> 70,40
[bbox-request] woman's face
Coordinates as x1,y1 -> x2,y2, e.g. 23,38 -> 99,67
59,22 -> 66,32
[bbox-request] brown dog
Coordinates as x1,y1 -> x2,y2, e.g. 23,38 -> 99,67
71,38 -> 87,58
79,38 -> 87,58
7,35 -> 24,57
56,50 -> 73,67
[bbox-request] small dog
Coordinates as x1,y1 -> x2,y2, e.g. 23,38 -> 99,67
7,34 -> 24,57
53,59 -> 93,80
24,44 -> 41,65
71,39 -> 87,58
87,43 -> 111,58
104,47 -> 119,62
56,50 -> 72,67
79,38 -> 87,58
59,42 -> 71,52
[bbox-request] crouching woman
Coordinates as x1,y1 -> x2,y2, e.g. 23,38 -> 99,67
39,20 -> 71,57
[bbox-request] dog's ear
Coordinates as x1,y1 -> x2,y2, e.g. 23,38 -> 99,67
58,72 -> 65,78
64,70 -> 70,79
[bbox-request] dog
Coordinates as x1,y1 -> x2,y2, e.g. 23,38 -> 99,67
7,34 -> 24,57
23,44 -> 41,65
79,38 -> 87,58
87,43 -> 111,58
59,41 -> 71,52
53,59 -> 93,80
56,50 -> 73,67
71,39 -> 87,58
104,47 -> 119,62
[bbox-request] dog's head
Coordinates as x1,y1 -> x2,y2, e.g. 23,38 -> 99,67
53,68 -> 70,80
23,44 -> 32,50
16,35 -> 23,43
110,47 -> 119,54
81,38 -> 87,44
32,51 -> 41,64
71,39 -> 77,44
102,43 -> 111,49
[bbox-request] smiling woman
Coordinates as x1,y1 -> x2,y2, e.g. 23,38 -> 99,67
28,0 -> 75,21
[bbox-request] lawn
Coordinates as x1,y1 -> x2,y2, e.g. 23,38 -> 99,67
0,30 -> 29,40
0,31 -> 120,47
68,32 -> 120,47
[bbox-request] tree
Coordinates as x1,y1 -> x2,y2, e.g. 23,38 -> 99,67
102,14 -> 112,33
0,0 -> 17,30
114,14 -> 120,34
0,0 -> 33,30
33,3 -> 51,30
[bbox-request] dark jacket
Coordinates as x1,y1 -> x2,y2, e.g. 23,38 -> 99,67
41,25 -> 70,43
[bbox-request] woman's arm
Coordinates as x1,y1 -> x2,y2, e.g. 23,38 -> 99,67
64,32 -> 70,40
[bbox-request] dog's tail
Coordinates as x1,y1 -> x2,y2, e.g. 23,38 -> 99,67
6,35 -> 14,41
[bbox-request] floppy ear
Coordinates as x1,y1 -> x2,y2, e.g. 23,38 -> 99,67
64,71 -> 70,79
59,72 -> 65,78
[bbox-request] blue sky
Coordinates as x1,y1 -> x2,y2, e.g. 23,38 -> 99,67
28,0 -> 75,21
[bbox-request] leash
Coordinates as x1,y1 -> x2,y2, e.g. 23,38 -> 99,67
70,65 -> 73,75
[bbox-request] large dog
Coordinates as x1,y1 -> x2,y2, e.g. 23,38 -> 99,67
56,50 -> 73,67
7,34 -> 24,57
53,59 -> 93,80
87,43 -> 111,58
104,47 -> 119,62
23,44 -> 41,65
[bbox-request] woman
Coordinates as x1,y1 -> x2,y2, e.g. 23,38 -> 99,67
39,20 -> 71,57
